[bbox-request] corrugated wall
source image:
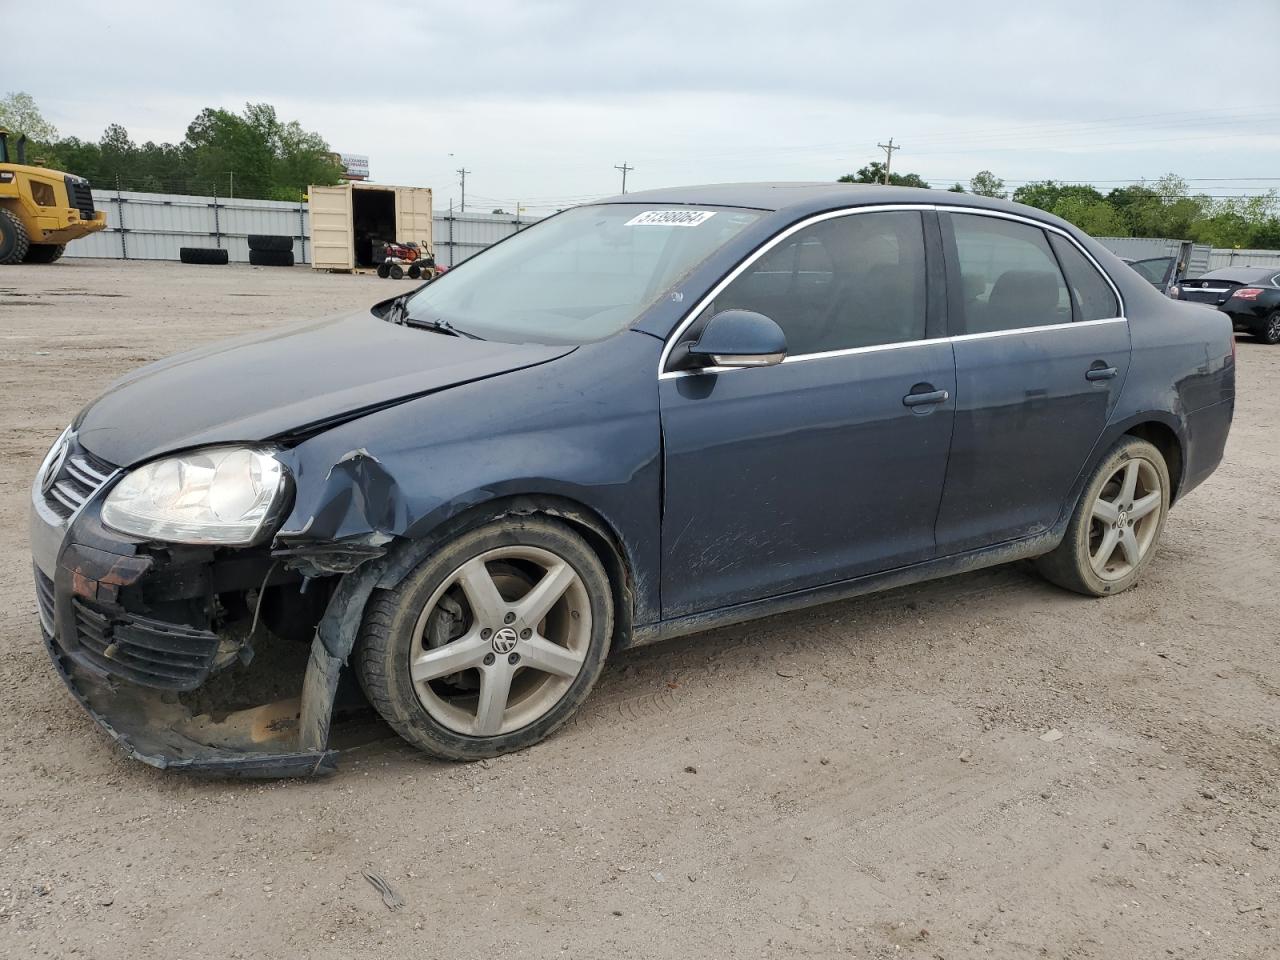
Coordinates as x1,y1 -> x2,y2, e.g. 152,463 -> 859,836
431,209 -> 538,266
64,189 -> 542,267
1206,248 -> 1280,272
65,190 -> 311,263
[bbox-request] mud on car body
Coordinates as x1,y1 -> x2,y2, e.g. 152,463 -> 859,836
31,183 -> 1235,776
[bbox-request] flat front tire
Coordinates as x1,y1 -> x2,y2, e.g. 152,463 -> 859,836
355,517 -> 614,760
1036,437 -> 1171,597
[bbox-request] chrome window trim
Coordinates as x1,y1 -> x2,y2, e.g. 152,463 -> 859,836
657,202 -> 1127,380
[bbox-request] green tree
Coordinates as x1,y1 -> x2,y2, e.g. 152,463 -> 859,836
0,91 -> 59,142
1012,180 -> 1103,212
839,162 -> 930,188
969,170 -> 1006,199
947,182 -> 966,193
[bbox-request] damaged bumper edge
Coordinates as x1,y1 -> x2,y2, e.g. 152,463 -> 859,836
42,622 -> 339,777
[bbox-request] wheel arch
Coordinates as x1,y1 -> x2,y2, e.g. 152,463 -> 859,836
1121,419 -> 1185,503
384,492 -> 636,649
311,491 -> 639,667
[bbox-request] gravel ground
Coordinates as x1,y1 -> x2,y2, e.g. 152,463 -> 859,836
0,259 -> 1276,960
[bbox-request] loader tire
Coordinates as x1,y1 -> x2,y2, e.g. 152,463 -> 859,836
179,247 -> 229,265
248,249 -> 295,267
246,234 -> 293,252
24,243 -> 66,263
0,209 -> 31,265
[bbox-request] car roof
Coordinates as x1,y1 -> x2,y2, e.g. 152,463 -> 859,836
588,181 -> 1058,220
1198,266 -> 1278,283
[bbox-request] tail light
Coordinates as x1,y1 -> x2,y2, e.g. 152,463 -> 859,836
1231,287 -> 1263,300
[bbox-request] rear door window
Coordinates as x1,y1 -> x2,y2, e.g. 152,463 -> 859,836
947,214 -> 1070,335
1049,235 -> 1122,321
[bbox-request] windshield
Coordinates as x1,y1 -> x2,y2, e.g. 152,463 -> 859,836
402,204 -> 763,344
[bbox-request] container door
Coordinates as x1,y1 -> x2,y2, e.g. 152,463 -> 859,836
395,187 -> 433,254
309,184 -> 353,270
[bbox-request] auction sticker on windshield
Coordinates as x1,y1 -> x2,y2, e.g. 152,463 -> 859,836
625,210 -> 717,227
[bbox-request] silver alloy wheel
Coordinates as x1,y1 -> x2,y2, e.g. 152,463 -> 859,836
1088,457 -> 1163,581
409,545 -> 592,736
1267,314 -> 1280,343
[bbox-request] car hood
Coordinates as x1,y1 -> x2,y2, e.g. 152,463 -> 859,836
74,312 -> 574,466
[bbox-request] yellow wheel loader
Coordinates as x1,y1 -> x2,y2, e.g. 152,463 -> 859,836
0,127 -> 107,264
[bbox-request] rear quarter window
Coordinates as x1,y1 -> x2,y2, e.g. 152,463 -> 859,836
1049,234 -> 1121,321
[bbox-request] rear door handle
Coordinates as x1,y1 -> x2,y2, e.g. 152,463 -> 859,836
1086,366 -> 1118,381
903,389 -> 950,407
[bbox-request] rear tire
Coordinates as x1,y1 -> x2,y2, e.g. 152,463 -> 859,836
0,209 -> 31,265
376,262 -> 391,279
355,517 -> 614,761
1257,312 -> 1280,345
23,243 -> 66,263
1035,437 -> 1170,597
390,264 -> 404,280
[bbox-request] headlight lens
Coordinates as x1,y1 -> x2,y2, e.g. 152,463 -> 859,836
101,446 -> 289,545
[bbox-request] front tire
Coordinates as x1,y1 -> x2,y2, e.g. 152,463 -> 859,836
0,209 -> 31,265
1036,437 -> 1170,597
355,517 -> 614,760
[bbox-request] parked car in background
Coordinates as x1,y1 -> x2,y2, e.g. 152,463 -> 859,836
1176,266 -> 1280,344
30,184 -> 1236,776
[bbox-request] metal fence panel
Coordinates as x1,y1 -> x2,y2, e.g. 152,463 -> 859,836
1206,248 -> 1280,272
432,210 -> 539,267
64,190 -> 311,263
64,190 -> 539,267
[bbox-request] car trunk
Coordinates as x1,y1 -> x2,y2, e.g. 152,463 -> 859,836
1180,276 -> 1256,307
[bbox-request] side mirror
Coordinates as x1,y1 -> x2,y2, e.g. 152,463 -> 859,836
683,309 -> 787,369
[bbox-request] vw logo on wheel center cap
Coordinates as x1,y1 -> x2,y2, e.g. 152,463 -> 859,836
491,627 -> 519,655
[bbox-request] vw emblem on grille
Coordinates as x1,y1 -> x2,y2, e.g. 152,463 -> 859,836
41,434 -> 70,497
491,627 -> 519,655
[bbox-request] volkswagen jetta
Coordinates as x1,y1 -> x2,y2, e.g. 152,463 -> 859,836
30,183 -> 1235,775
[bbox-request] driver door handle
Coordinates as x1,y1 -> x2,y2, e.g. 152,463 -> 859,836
903,389 -> 950,407
1086,366 -> 1118,381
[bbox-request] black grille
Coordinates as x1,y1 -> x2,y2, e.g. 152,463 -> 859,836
71,598 -> 222,691
43,443 -> 115,519
64,176 -> 96,221
34,567 -> 55,631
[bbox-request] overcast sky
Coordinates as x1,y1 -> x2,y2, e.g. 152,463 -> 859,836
7,0 -> 1279,211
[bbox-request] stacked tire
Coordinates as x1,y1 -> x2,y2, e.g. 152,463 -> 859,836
247,234 -> 295,267
180,247 -> 229,265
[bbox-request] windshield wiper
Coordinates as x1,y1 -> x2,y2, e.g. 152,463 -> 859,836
403,314 -> 484,340
384,293 -> 482,339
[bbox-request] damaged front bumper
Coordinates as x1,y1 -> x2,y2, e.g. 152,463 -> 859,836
31,437 -> 350,778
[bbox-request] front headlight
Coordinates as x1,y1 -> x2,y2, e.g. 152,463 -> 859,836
101,446 -> 290,546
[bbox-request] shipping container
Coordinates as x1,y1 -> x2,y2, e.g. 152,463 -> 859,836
307,181 -> 433,270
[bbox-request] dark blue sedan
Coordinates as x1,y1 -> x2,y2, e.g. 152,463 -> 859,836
31,183 -> 1235,775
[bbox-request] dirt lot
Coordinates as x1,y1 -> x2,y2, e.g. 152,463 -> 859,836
0,259 -> 1276,959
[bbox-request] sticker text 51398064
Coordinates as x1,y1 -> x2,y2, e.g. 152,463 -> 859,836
624,210 -> 717,227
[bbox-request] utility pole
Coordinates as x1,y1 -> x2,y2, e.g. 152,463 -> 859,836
228,170 -> 234,199
456,167 -> 470,212
876,139 -> 899,184
614,162 -> 634,194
